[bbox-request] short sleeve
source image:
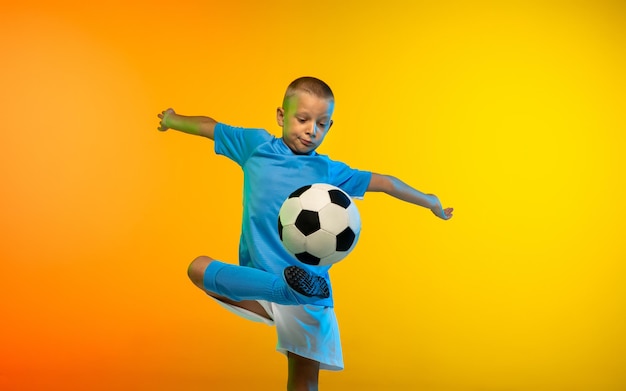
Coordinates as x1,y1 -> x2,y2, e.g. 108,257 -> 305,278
214,123 -> 273,166
328,160 -> 372,199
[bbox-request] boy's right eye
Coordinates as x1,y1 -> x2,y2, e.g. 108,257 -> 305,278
297,118 -> 307,123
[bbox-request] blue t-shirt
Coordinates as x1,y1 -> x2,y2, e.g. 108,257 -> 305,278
214,123 -> 372,306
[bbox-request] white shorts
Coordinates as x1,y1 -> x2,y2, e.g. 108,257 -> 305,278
211,298 -> 344,371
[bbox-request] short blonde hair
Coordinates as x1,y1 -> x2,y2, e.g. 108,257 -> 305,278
283,77 -> 334,107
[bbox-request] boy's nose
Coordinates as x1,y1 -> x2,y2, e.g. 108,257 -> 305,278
309,124 -> 318,137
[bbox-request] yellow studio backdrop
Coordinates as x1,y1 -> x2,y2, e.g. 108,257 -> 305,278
1,1 -> 624,390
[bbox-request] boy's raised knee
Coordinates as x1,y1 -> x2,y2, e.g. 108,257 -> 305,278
188,255 -> 214,289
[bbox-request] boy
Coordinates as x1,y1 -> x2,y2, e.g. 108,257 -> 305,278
158,77 -> 453,390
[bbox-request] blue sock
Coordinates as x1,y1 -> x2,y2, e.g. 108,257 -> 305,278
203,260 -> 301,305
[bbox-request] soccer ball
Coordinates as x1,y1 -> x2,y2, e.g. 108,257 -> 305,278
278,183 -> 361,266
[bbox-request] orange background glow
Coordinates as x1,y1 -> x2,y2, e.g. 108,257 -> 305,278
1,1 -> 625,390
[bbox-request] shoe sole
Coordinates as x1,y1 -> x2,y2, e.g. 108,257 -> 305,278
284,266 -> 330,299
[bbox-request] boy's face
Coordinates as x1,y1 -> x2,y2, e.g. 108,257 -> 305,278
277,91 -> 334,155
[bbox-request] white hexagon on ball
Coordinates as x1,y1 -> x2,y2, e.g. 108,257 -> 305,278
346,204 -> 361,233
281,225 -> 306,255
298,187 -> 331,212
318,203 -> 349,235
320,250 -> 348,266
279,197 -> 304,225
305,229 -> 337,258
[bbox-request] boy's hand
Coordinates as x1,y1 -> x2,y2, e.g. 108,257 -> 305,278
428,195 -> 453,220
157,108 -> 175,131
433,206 -> 454,220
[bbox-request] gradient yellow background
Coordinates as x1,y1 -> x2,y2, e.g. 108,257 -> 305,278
1,1 -> 624,390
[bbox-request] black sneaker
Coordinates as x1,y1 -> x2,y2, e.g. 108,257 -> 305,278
283,266 -> 330,299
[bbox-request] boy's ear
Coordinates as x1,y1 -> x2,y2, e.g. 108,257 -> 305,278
328,119 -> 334,130
276,107 -> 285,126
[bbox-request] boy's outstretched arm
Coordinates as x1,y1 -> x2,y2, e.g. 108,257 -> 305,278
367,173 -> 453,220
157,108 -> 217,139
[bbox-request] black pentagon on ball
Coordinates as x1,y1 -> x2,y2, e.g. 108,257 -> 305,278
336,227 -> 356,251
289,184 -> 312,198
278,219 -> 284,240
295,252 -> 321,266
328,189 -> 351,208
295,210 -> 321,236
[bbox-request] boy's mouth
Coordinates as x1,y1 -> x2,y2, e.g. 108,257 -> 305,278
299,138 -> 313,147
